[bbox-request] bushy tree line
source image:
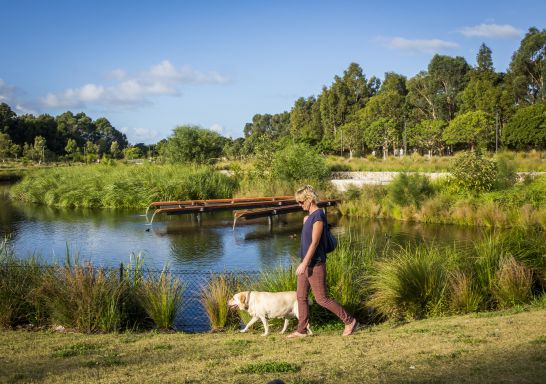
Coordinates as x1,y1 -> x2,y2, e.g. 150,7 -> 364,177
230,27 -> 546,159
0,106 -> 129,162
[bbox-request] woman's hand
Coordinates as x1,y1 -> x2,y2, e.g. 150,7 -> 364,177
296,262 -> 308,275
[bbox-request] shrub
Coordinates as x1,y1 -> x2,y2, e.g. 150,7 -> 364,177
271,143 -> 329,183
451,151 -> 497,193
388,173 -> 434,208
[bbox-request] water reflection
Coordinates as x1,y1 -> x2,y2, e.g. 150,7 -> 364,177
0,184 -> 522,272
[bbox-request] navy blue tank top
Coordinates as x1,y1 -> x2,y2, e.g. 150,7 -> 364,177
299,209 -> 327,267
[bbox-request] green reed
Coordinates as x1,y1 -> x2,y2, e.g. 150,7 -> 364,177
10,163 -> 238,209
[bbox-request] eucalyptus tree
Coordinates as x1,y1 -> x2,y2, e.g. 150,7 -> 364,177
354,72 -> 407,156
458,44 -> 500,115
289,96 -> 323,145
406,71 -> 437,121
319,63 -> 371,150
428,54 -> 470,121
507,27 -> 546,105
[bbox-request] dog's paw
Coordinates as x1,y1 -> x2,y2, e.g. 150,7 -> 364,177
240,329 -> 248,333
261,333 -> 269,337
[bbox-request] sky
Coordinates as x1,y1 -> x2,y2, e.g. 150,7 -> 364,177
0,0 -> 545,144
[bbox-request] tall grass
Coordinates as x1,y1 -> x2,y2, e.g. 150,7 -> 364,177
200,273 -> 243,331
0,240 -> 46,327
37,262 -> 125,333
10,163 -> 238,209
339,175 -> 546,230
493,256 -> 533,308
368,244 -> 452,320
138,269 -> 184,330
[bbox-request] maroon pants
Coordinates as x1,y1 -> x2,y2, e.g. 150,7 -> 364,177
296,262 -> 354,333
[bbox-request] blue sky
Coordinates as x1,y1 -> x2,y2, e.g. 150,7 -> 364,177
0,0 -> 544,144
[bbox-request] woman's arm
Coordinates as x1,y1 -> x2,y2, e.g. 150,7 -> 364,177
296,220 -> 324,275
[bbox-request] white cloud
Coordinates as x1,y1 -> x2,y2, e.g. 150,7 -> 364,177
209,123 -> 223,133
40,60 -> 229,109
458,23 -> 522,38
0,79 -> 16,101
0,79 -> 38,114
145,60 -> 228,84
119,126 -> 160,144
107,68 -> 127,80
378,37 -> 459,53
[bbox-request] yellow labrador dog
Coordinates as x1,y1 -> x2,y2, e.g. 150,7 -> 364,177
228,291 -> 312,336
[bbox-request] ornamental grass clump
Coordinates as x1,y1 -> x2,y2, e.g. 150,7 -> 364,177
368,244 -> 452,320
37,262 -> 125,333
493,256 -> 533,308
138,269 -> 184,330
0,240 -> 47,328
448,270 -> 483,314
200,273 -> 242,331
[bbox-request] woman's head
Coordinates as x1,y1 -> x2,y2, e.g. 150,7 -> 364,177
295,185 -> 319,206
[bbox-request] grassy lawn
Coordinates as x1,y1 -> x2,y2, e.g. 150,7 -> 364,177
1,308 -> 545,384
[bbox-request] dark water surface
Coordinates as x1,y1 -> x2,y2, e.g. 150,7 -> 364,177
1,183 -> 488,272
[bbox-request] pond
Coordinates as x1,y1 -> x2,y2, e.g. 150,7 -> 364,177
1,183 -> 487,271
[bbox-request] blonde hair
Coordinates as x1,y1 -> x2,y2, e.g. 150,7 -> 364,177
295,185 -> 319,203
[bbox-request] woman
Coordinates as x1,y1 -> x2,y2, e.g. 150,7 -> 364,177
287,185 -> 358,338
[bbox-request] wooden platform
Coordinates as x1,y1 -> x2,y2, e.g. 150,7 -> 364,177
145,195 -> 339,228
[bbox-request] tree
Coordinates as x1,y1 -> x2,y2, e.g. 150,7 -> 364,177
319,63 -> 371,150
64,138 -> 78,161
0,103 -> 16,134
110,141 -> 121,159
502,102 -> 546,150
289,96 -> 323,145
428,54 -> 470,121
407,119 -> 447,157
123,146 -> 142,160
95,117 -> 128,155
160,125 -> 225,163
443,111 -> 494,151
458,43 -> 500,115
507,27 -> 546,105
406,71 -> 438,121
338,119 -> 364,158
33,136 -> 47,164
84,140 -> 99,163
0,132 -> 13,161
363,118 -> 399,159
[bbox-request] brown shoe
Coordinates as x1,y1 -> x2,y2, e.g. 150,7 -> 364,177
286,331 -> 307,339
342,319 -> 359,336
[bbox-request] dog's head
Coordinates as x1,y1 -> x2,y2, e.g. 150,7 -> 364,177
228,291 -> 249,311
